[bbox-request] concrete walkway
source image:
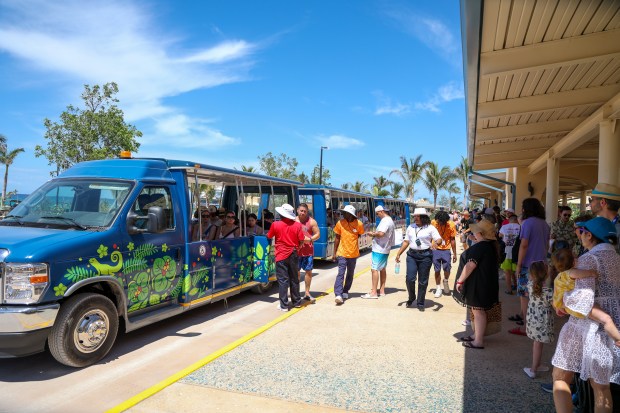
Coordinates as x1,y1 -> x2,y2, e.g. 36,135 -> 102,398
128,246 -> 557,412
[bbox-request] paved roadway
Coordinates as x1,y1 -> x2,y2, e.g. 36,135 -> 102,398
0,246 -> 558,413
0,260 -> 343,413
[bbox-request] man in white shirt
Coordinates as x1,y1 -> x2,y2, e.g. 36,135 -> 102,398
361,205 -> 395,299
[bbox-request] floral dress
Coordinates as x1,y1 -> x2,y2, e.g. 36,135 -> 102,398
526,281 -> 554,343
551,243 -> 620,385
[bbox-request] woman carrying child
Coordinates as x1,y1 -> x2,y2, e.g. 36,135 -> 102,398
523,260 -> 554,379
551,217 -> 620,413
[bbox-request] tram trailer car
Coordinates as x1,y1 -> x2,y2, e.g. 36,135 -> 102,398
0,155 -> 299,367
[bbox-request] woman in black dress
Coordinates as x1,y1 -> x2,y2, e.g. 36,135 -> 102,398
453,219 -> 500,349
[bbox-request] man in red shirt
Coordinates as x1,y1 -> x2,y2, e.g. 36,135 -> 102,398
267,203 -> 305,312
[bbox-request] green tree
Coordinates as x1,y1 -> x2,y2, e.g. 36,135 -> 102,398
371,176 -> 391,197
298,172 -> 309,184
390,182 -> 404,199
35,82 -> 142,176
257,152 -> 298,179
0,145 -> 24,206
422,162 -> 455,210
447,182 -> 461,206
352,181 -> 368,193
453,156 -> 471,209
341,182 -> 350,190
310,164 -> 331,185
239,165 -> 257,173
0,134 -> 7,153
390,154 -> 427,201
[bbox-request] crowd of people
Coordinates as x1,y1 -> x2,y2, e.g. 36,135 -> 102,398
448,182 -> 620,413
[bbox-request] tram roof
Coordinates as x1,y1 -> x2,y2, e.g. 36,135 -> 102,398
300,184 -> 375,199
461,0 -> 620,181
165,159 -> 302,186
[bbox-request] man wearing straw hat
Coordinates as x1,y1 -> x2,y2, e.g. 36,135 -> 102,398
332,204 -> 365,305
589,182 -> 620,253
267,203 -> 305,312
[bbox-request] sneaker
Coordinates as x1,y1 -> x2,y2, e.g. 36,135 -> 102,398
417,305 -> 425,312
540,383 -> 553,394
434,287 -> 442,298
461,319 -> 471,326
293,301 -> 302,308
277,304 -> 289,312
523,367 -> 536,379
443,279 -> 450,294
335,296 -> 344,305
342,293 -> 349,299
304,295 -> 316,303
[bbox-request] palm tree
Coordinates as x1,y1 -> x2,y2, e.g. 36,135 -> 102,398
341,182 -> 350,190
453,156 -> 471,209
447,182 -> 461,205
422,162 -> 455,210
372,176 -> 391,197
0,134 -> 7,153
352,181 -> 368,193
298,172 -> 309,184
390,154 -> 426,201
0,146 -> 25,206
240,165 -> 257,173
390,182 -> 404,199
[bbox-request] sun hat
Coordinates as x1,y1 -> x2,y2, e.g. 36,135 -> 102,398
576,217 -> 618,244
469,219 -> 497,240
591,183 -> 620,202
463,210 -> 470,216
413,207 -> 428,216
275,203 -> 297,220
341,204 -> 356,216
375,205 -> 387,212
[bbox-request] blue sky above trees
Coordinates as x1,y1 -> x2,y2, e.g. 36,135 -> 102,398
0,0 -> 466,201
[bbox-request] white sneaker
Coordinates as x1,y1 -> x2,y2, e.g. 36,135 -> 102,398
443,279 -> 451,294
461,319 -> 471,326
335,296 -> 344,305
342,293 -> 349,299
523,367 -> 536,379
277,303 -> 289,312
434,287 -> 442,298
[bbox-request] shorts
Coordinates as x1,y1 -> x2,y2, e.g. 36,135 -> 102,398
298,256 -> 313,272
371,252 -> 389,271
432,249 -> 452,272
500,258 -> 517,272
517,266 -> 529,297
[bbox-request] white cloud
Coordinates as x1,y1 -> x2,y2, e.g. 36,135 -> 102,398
414,81 -> 464,113
0,0 -> 257,148
150,114 -> 240,148
383,8 -> 461,67
373,91 -> 410,116
317,134 -> 365,149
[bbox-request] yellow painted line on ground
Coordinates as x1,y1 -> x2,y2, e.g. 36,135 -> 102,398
106,261 -> 375,413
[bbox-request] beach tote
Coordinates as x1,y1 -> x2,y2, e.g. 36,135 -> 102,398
470,302 -> 502,336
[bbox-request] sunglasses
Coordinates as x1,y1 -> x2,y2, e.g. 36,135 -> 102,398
201,214 -> 209,218
226,215 -> 235,219
562,214 -> 571,217
578,228 -> 590,234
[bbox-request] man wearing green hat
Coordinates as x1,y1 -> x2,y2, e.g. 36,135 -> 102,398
589,182 -> 620,253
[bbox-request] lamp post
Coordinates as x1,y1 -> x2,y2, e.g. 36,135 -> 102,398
319,146 -> 328,185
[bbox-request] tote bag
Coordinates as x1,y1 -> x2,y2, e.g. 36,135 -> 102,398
470,302 -> 502,336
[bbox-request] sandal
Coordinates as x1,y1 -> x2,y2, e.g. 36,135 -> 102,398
462,342 -> 484,349
508,314 -> 523,322
508,327 -> 527,336
458,336 -> 474,342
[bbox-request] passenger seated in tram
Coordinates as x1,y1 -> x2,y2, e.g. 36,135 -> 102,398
246,213 -> 264,235
262,210 -> 275,231
217,210 -> 241,239
192,206 -> 219,241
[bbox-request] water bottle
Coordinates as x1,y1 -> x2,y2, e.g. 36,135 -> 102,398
395,262 -> 400,275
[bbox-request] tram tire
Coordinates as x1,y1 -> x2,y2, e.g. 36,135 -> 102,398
252,281 -> 273,294
48,293 -> 119,368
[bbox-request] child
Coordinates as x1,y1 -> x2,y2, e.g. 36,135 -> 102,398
499,214 -> 520,295
524,261 -> 554,378
551,248 -> 620,346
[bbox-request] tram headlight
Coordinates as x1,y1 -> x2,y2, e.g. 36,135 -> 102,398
3,263 -> 49,304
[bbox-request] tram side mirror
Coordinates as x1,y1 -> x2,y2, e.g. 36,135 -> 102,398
146,206 -> 165,233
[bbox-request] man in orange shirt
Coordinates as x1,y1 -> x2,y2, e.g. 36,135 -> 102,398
332,205 -> 365,305
431,211 -> 457,297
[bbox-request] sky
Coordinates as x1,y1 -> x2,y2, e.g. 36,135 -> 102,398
0,0 -> 466,202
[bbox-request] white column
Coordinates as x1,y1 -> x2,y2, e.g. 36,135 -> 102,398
545,158 -> 559,224
599,119 -> 620,186
580,190 -> 587,212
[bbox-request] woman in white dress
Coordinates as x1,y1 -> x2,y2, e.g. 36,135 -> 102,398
551,217 -> 620,413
